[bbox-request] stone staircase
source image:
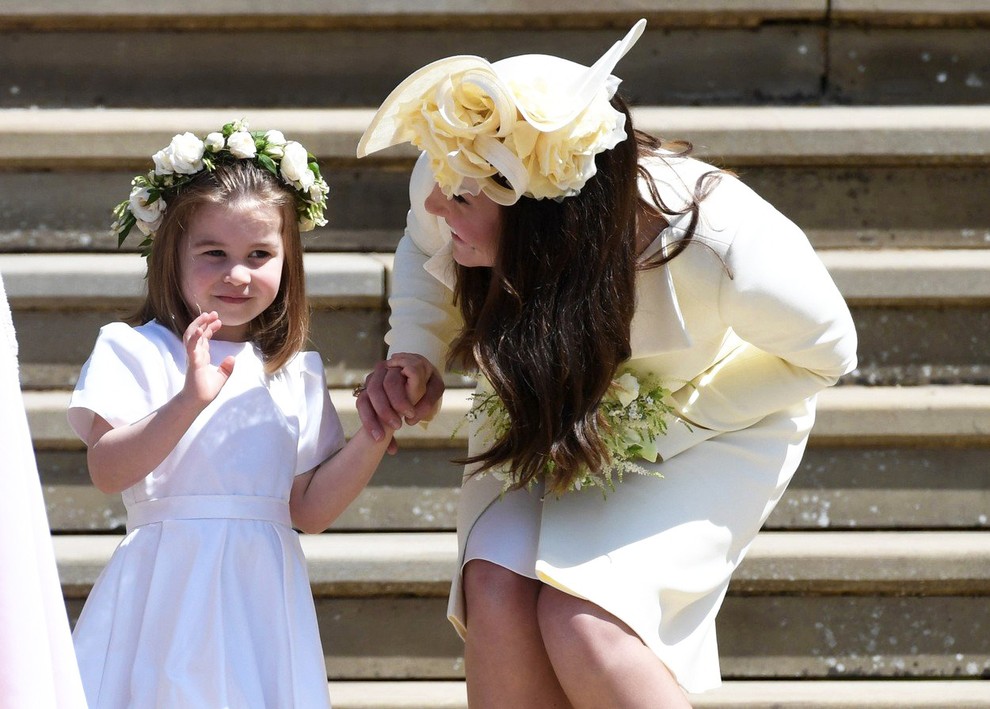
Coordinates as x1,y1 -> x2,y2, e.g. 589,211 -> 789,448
2,2 -> 990,707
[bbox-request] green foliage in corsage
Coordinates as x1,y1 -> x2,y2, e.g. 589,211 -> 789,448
467,370 -> 675,496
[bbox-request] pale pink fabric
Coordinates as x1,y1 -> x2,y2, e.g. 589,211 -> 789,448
0,271 -> 87,708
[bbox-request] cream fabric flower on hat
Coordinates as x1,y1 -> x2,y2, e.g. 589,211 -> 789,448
357,19 -> 646,205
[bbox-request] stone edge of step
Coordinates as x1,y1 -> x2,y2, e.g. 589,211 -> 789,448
4,1 -> 989,30
328,678 -> 990,708
52,530 -> 990,597
3,250 -> 990,305
0,1 -> 828,31
0,252 -> 387,306
22,385 -> 990,448
3,107 -> 990,167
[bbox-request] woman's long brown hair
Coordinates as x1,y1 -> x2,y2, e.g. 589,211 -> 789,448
448,96 -> 722,493
129,160 -> 309,375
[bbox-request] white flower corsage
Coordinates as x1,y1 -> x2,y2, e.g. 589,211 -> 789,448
466,370 -> 676,496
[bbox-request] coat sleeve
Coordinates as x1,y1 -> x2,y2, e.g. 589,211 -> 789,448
384,154 -> 463,371
655,176 -> 858,461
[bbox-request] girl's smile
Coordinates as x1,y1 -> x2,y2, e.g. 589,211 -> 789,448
180,201 -> 285,341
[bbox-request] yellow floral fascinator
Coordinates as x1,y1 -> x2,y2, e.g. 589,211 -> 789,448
357,20 -> 647,205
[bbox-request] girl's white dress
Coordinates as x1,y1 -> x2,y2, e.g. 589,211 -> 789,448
67,320 -> 343,709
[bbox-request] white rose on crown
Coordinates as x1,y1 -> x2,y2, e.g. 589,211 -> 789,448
308,179 -> 328,204
127,184 -> 165,235
264,130 -> 287,146
280,142 -> 315,191
226,131 -> 257,159
153,132 -> 205,175
263,130 -> 287,158
204,132 -> 225,152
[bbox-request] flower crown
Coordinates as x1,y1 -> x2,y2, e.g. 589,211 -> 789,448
111,120 -> 329,255
357,20 -> 646,206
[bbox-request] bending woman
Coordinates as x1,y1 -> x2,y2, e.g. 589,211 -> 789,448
354,19 -> 858,708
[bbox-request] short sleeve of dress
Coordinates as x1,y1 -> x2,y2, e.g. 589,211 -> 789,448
291,351 -> 345,475
67,322 -> 172,442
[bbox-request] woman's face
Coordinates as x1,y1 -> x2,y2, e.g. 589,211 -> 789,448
424,183 -> 502,268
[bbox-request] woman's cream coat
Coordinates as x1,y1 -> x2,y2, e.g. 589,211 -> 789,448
385,153 -> 858,692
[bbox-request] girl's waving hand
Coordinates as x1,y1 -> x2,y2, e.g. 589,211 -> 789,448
182,311 -> 235,406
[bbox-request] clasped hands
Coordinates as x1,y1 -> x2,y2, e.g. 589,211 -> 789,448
354,353 -> 444,454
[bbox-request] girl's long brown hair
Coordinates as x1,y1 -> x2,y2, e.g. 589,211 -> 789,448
129,160 -> 309,374
447,96 -> 723,493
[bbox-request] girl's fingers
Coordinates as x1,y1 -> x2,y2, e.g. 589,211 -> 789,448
360,353 -> 442,433
183,311 -> 220,346
204,314 -> 223,338
357,364 -> 401,436
385,353 -> 427,380
368,366 -> 406,428
355,393 -> 386,442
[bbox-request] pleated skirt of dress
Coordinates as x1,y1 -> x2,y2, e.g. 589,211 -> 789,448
73,517 -> 332,709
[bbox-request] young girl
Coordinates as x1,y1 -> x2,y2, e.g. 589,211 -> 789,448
68,122 -> 394,708
355,20 -> 858,707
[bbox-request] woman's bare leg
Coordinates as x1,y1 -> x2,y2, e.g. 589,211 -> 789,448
537,585 -> 692,709
462,560 -> 572,709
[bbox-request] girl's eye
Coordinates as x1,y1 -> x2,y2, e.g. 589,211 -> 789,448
452,194 -> 468,204
204,249 -> 225,257
250,250 -> 272,259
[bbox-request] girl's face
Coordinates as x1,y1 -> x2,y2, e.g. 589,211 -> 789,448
424,183 -> 502,268
180,201 -> 285,342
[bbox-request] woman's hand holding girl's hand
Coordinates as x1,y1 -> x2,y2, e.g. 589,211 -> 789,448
355,353 -> 444,453
385,352 -> 443,414
182,311 -> 235,406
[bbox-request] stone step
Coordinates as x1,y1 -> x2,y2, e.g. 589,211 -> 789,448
35,444 -> 990,533
32,385 -> 990,450
30,386 -> 990,532
8,0 -> 990,30
55,531 -> 990,680
328,679 -> 990,709
3,107 -> 989,253
0,1 -> 830,30
6,106 -> 990,168
54,531 -> 990,597
2,3 -> 988,106
833,0 -> 990,28
6,250 -> 989,304
3,250 -> 989,387
0,252 -> 390,388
